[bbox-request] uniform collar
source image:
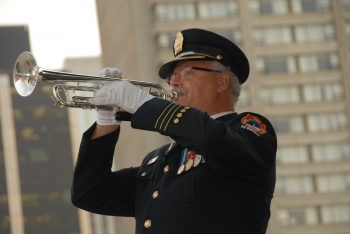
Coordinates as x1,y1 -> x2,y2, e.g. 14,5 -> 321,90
211,111 -> 235,119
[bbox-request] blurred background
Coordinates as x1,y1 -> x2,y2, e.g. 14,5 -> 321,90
1,0 -> 350,233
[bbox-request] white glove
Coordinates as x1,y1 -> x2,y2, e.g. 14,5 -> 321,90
94,68 -> 123,125
96,67 -> 122,79
96,109 -> 120,125
90,80 -> 154,114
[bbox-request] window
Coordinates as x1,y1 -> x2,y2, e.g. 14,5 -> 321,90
215,29 -> 241,44
157,32 -> 176,49
250,0 -> 290,15
277,146 -> 309,165
198,1 -> 238,19
254,26 -> 292,45
276,176 -> 314,195
271,116 -> 305,133
306,112 -> 348,133
261,86 -> 300,104
299,53 -> 339,73
278,207 -> 318,225
295,23 -> 335,43
257,56 -> 296,74
342,0 -> 350,9
302,82 -> 344,102
321,205 -> 350,224
154,3 -> 195,21
291,0 -> 331,13
346,22 -> 350,37
312,143 -> 350,162
316,173 -> 350,193
237,88 -> 250,107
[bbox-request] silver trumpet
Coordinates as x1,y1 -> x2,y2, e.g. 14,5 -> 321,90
13,51 -> 177,111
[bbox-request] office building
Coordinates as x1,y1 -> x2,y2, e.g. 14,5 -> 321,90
0,26 -> 79,234
94,0 -> 350,233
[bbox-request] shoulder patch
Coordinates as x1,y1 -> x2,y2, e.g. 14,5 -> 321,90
240,114 -> 267,136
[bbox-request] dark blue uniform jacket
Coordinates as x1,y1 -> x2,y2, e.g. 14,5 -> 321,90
72,98 -> 277,234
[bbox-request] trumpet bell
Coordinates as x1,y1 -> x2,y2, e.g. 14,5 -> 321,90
13,51 -> 40,97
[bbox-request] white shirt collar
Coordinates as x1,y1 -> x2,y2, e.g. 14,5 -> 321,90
210,111 -> 234,119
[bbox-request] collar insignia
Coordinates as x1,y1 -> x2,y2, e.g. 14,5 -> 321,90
147,156 -> 159,165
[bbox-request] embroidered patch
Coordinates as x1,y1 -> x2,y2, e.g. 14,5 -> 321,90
241,114 -> 267,136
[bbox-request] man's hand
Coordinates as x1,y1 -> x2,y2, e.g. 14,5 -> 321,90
94,68 -> 123,126
90,80 -> 154,114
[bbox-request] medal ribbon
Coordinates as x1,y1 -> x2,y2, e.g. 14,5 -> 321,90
179,148 -> 188,167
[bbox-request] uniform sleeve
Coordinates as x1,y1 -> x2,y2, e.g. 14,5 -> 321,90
71,123 -> 139,217
131,98 -> 277,186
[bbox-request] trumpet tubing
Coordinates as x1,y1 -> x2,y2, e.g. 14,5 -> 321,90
13,51 -> 176,110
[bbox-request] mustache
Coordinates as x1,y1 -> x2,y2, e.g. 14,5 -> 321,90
171,87 -> 186,96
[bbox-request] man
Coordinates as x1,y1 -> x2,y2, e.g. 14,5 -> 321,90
71,28 -> 277,234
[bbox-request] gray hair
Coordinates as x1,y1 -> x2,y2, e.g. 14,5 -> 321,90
224,66 -> 241,106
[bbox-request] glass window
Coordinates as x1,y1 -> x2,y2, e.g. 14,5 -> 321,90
311,143 -> 350,162
295,23 -> 335,43
346,22 -> 350,37
306,112 -> 348,133
302,82 -> 344,102
250,0 -> 290,15
198,1 -> 238,19
292,0 -> 331,13
321,205 -> 350,224
278,206 -> 319,225
316,173 -> 350,193
271,115 -> 305,133
276,146 -> 309,165
299,53 -> 339,73
254,26 -> 293,45
237,88 -> 250,107
157,32 -> 176,49
215,29 -> 242,44
257,56 -> 296,74
342,0 -> 350,9
261,86 -> 300,104
276,176 -> 314,195
154,3 -> 195,21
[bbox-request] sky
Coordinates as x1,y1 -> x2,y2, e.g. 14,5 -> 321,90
0,0 -> 101,69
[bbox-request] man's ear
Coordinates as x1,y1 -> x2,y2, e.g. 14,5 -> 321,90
217,72 -> 230,93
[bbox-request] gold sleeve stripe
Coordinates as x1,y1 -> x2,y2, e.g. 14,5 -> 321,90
163,105 -> 183,131
158,104 -> 180,131
155,103 -> 177,130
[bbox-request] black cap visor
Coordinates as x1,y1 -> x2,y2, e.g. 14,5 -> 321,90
159,54 -> 219,79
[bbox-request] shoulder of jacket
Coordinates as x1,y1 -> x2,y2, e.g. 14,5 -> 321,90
236,112 -> 276,137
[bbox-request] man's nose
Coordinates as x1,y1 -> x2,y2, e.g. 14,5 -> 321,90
169,74 -> 182,86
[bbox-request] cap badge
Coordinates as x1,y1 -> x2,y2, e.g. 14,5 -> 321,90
174,32 -> 184,56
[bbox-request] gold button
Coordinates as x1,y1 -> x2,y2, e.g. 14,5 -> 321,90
173,118 -> 179,124
144,219 -> 152,228
141,172 -> 147,177
163,165 -> 169,173
152,191 -> 159,199
180,108 -> 186,113
176,113 -> 183,118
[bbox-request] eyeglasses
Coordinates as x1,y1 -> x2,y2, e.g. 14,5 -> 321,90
165,66 -> 223,84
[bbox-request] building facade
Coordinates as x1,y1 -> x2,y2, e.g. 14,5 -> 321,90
0,26 -> 79,234
95,0 -> 350,233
